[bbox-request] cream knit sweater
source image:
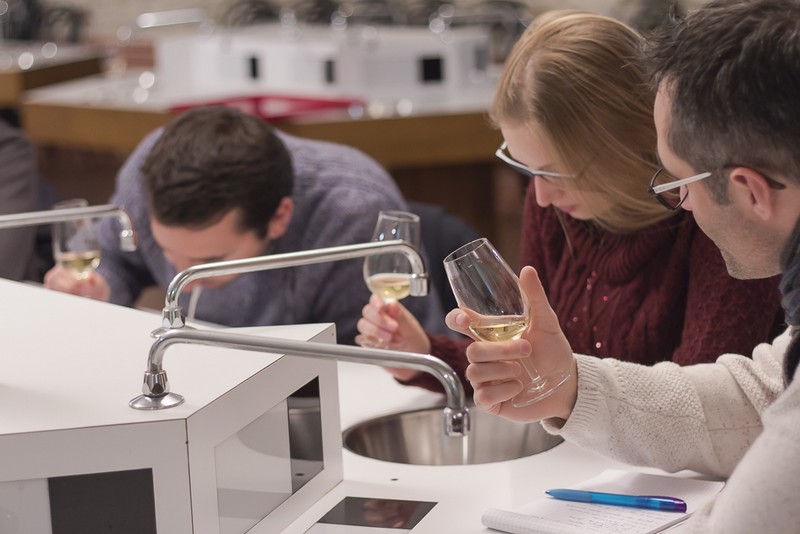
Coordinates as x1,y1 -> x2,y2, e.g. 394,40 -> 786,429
544,327 -> 797,533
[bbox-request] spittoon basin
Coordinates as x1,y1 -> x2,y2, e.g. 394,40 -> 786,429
342,405 -> 563,465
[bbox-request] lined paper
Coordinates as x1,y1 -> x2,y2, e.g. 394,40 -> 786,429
482,470 -> 725,534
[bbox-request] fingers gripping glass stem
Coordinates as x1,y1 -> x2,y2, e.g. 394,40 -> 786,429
444,238 -> 570,406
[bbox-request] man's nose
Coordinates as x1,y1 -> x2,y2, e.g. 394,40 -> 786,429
173,261 -> 191,273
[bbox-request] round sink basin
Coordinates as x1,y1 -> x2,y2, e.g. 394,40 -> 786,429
343,406 -> 563,465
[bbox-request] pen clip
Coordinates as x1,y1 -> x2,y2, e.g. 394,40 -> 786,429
640,495 -> 686,502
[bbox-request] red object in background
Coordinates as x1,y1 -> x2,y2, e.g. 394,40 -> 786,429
169,94 -> 364,122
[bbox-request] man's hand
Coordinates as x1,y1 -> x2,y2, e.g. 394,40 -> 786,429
446,266 -> 578,423
44,264 -> 111,302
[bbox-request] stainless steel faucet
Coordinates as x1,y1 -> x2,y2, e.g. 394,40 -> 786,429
156,239 -> 427,331
0,204 -> 136,251
129,328 -> 470,436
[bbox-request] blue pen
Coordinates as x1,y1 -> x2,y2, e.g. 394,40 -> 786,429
545,489 -> 687,513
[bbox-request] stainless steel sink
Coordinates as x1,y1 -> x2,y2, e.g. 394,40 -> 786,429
343,406 -> 563,465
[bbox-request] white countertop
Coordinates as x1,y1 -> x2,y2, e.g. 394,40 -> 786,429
283,360 -> 697,533
0,279 -> 331,435
0,42 -> 103,73
0,278 -> 696,532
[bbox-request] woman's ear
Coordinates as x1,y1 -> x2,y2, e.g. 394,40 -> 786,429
266,197 -> 294,240
729,167 -> 775,221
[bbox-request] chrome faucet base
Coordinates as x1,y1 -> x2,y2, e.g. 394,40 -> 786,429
160,306 -> 185,330
443,406 -> 470,436
132,328 -> 470,436
150,324 -> 196,338
129,392 -> 185,410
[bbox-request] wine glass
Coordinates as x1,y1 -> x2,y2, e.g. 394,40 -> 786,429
444,238 -> 571,406
52,198 -> 102,280
363,210 -> 421,304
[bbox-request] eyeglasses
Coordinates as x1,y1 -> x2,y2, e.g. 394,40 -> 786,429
648,167 -> 712,210
649,165 -> 787,211
495,141 -> 569,182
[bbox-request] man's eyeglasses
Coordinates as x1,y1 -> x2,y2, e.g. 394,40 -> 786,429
648,168 -> 712,210
649,165 -> 787,211
495,141 -> 569,182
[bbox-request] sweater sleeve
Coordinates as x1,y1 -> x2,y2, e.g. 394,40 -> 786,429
95,132 -> 161,305
395,334 -> 473,396
673,228 -> 784,364
542,328 -> 791,478
0,122 -> 38,281
686,356 -> 800,533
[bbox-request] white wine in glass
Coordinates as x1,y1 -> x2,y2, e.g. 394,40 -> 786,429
366,272 -> 412,302
444,238 -> 571,407
52,199 -> 102,280
363,210 -> 421,303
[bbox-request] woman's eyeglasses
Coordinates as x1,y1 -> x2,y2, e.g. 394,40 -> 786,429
495,141 -> 569,183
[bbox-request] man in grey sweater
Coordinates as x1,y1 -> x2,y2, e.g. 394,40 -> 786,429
0,119 -> 40,281
450,1 -> 800,532
44,106 -> 445,344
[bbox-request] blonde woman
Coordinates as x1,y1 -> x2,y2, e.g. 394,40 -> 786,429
356,10 -> 783,393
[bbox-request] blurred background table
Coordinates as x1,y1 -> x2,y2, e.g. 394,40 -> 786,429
0,42 -> 104,108
21,71 -> 524,270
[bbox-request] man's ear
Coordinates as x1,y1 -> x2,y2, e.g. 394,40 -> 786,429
729,167 -> 776,221
266,197 -> 294,240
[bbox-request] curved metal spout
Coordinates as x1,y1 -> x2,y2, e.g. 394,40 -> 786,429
157,239 -> 427,330
0,204 -> 136,251
129,328 -> 470,436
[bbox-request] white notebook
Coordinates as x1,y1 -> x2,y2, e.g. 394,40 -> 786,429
482,469 -> 725,534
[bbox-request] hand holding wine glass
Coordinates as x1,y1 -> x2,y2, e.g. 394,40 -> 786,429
444,238 -> 571,406
363,210 -> 421,304
358,210 -> 422,351
46,198 -> 108,301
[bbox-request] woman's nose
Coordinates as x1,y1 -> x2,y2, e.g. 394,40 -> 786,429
533,177 -> 564,208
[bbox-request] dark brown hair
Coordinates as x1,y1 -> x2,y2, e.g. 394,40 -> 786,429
142,106 -> 293,237
646,0 -> 800,202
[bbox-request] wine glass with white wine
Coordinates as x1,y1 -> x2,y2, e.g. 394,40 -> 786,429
363,210 -> 421,304
444,238 -> 571,406
52,198 -> 102,281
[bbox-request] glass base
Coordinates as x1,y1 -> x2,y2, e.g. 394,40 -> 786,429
510,370 -> 571,408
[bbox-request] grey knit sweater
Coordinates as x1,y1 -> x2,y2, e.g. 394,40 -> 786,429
96,128 -> 445,344
544,328 -> 797,532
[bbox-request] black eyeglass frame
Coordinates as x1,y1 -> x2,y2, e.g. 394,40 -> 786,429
648,164 -> 787,211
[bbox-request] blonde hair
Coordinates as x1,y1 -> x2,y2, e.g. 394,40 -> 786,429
491,10 -> 670,233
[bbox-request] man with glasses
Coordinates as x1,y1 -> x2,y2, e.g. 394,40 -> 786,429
453,1 -> 800,531
649,166 -> 786,211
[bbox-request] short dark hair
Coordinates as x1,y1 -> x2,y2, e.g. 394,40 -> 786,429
142,106 -> 293,237
646,0 -> 800,201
